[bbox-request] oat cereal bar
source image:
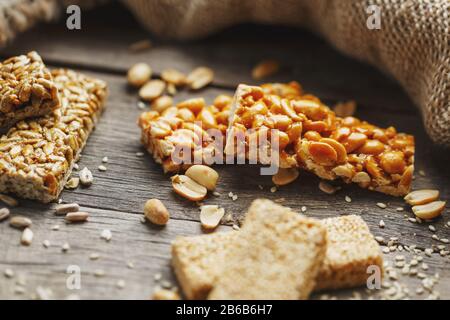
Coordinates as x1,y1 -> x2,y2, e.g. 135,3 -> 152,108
0,52 -> 60,132
0,69 -> 107,202
172,214 -> 383,299
227,84 -> 414,196
207,199 -> 327,300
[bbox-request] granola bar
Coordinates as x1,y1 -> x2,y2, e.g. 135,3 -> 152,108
226,84 -> 414,196
0,52 -> 60,132
0,69 -> 107,202
172,213 -> 382,299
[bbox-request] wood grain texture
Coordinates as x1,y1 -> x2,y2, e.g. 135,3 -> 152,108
0,2 -> 448,300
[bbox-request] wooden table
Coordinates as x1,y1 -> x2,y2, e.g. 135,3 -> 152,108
0,3 -> 448,300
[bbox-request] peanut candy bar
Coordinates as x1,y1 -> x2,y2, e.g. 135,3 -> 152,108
138,83 -> 301,173
0,69 -> 107,202
139,96 -> 231,173
0,52 -> 60,132
227,84 -> 414,196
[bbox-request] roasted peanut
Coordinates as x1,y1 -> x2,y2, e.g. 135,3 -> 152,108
272,168 -> 299,186
185,165 -> 219,191
200,205 -> 225,230
357,139 -> 385,155
144,199 -> 170,225
379,151 -> 405,174
127,63 -> 152,87
139,80 -> 165,101
308,142 -> 338,166
171,175 -> 207,201
344,132 -> 367,153
404,190 -> 439,206
412,201 -> 446,220
151,95 -> 173,113
176,97 -> 206,114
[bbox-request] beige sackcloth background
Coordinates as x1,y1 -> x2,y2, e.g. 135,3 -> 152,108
1,0 -> 449,146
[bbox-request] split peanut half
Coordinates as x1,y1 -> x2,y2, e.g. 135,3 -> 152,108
185,165 -> 219,191
171,175 -> 207,201
404,189 -> 439,205
200,205 -> 225,230
272,168 -> 299,186
412,201 -> 446,220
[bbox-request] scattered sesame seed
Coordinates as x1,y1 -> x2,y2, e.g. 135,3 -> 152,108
421,263 -> 429,270
89,253 -> 100,260
127,261 -> 134,269
137,101 -> 146,110
379,220 -> 385,228
428,225 -> 436,232
408,218 -> 417,223
101,229 -> 112,241
396,207 -> 404,212
116,280 -> 126,289
418,170 -> 426,176
98,165 -> 107,172
432,234 -> 439,241
344,196 -> 352,203
94,269 -> 105,277
102,157 -> 108,163
270,186 -> 277,193
61,242 -> 70,252
301,206 -> 307,213
375,236 -> 385,244
51,224 -> 60,231
154,273 -> 162,281
4,269 -> 14,278
42,240 -> 50,248
382,247 -> 390,254
232,194 -> 238,201
136,152 -> 144,157
440,238 -> 449,244
232,224 -> 240,231
258,185 -> 263,190
212,191 -> 221,197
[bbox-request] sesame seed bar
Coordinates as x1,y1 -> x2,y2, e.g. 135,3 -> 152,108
207,199 -> 327,300
172,213 -> 383,299
0,69 -> 107,202
0,52 -> 60,132
227,84 -> 415,196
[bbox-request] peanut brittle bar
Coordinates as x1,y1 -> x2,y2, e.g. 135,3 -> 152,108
0,69 -> 107,202
0,52 -> 60,132
138,83 -> 302,173
172,213 -> 382,299
227,84 -> 414,196
139,96 -> 231,173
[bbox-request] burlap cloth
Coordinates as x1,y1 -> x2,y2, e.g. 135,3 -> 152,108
1,0 -> 449,146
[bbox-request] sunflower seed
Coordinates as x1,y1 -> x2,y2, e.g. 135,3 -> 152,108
21,228 -> 33,246
65,211 -> 89,222
0,207 -> 10,221
0,194 -> 18,207
55,203 -> 80,215
10,216 -> 32,229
